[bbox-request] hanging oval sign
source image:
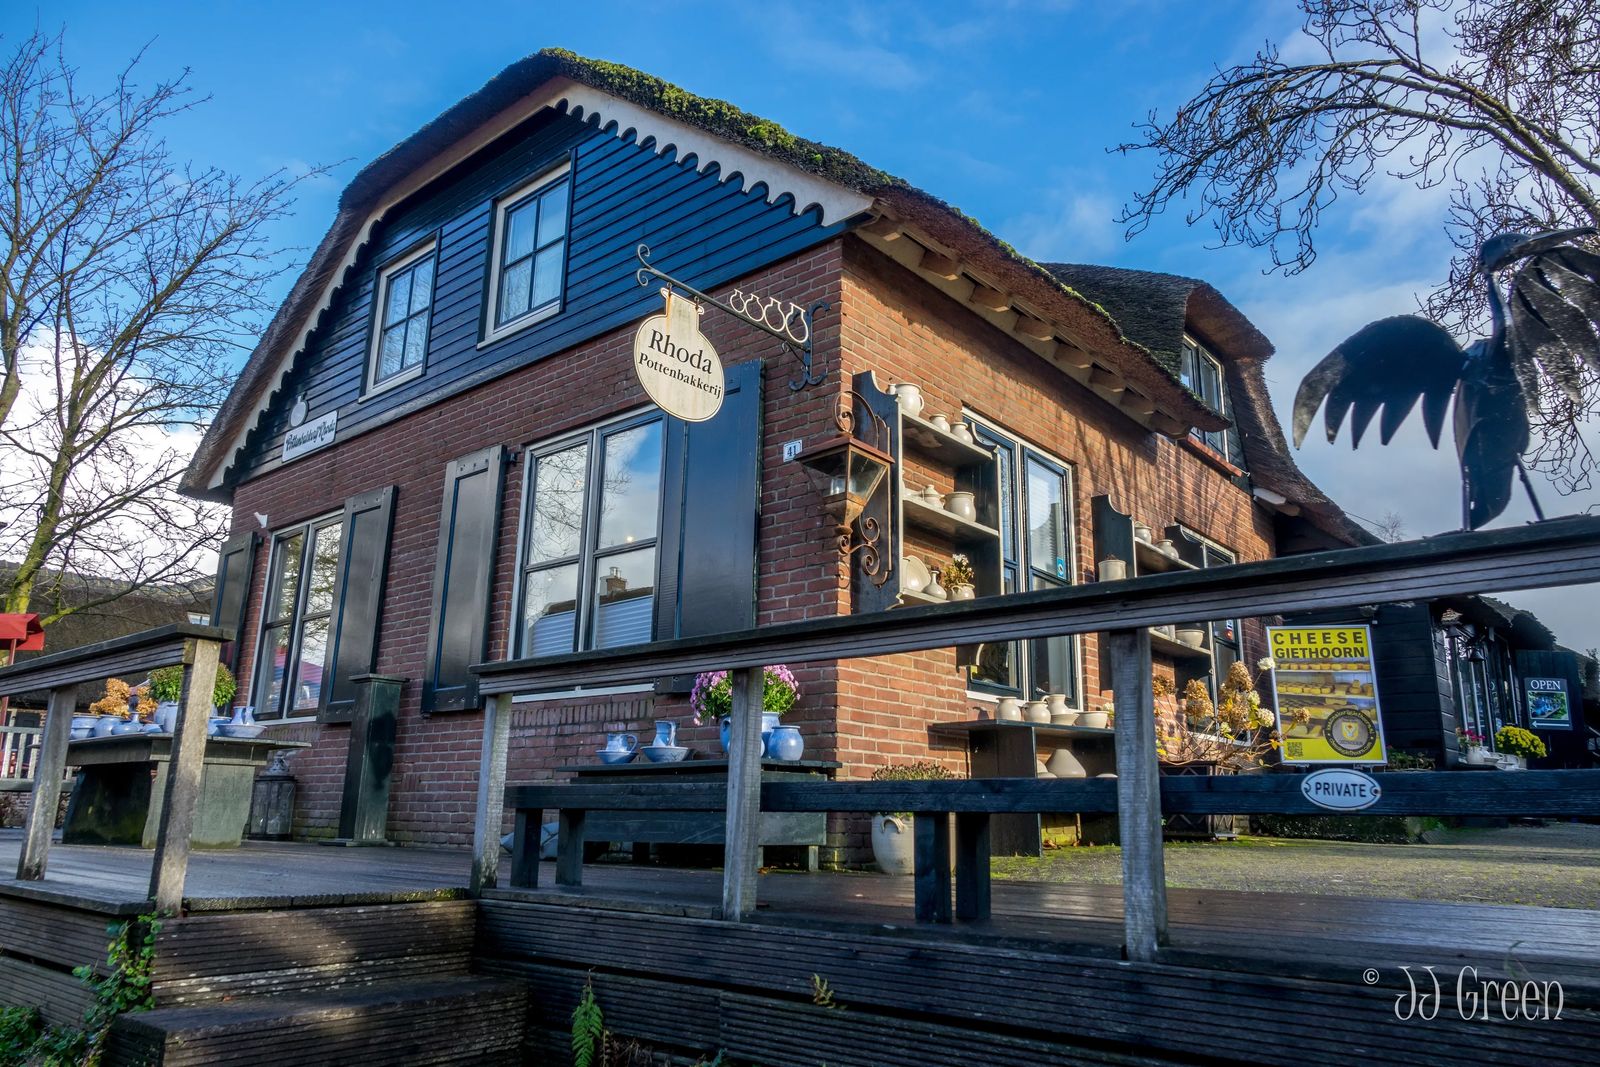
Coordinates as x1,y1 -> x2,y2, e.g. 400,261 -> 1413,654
1299,768 -> 1383,811
632,291 -> 725,422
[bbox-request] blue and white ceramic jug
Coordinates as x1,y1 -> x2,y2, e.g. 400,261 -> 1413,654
653,720 -> 678,748
602,732 -> 638,755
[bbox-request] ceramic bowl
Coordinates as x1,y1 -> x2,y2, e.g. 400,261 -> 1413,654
641,743 -> 689,763
1175,627 -> 1206,648
70,727 -> 92,741
1078,711 -> 1109,730
219,723 -> 266,739
1050,711 -> 1080,726
596,747 -> 637,765
901,555 -> 931,593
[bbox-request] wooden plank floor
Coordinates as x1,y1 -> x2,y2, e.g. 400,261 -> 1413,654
3,829 -> 1597,1002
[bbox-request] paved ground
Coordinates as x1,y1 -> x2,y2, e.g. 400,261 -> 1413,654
992,822 -> 1600,909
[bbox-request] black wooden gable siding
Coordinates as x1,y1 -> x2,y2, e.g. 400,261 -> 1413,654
233,108 -> 848,485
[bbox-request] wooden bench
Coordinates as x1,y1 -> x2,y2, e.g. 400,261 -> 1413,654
505,777 -> 1123,924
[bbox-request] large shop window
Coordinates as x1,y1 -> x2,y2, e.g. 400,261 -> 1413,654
367,242 -> 436,393
250,487 -> 396,722
520,413 -> 664,657
484,162 -> 571,343
1179,337 -> 1234,462
968,421 -> 1080,705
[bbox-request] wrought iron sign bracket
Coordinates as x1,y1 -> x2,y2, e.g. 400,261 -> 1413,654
635,244 -> 828,391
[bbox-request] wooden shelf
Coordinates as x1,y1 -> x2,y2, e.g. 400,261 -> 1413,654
929,719 -> 1116,742
903,494 -> 1001,545
900,411 -> 994,467
1134,539 -> 1197,574
1148,627 -> 1212,661
896,586 -> 951,607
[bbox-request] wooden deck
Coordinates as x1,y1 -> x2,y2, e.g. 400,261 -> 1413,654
5,833 -> 1598,1063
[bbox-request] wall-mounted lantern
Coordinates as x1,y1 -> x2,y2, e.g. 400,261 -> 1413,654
797,434 -> 894,584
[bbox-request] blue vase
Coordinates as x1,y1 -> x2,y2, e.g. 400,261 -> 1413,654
718,717 -> 731,754
766,724 -> 804,761
653,719 -> 677,748
760,712 -> 780,754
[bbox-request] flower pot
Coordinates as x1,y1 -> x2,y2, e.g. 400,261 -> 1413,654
1097,558 -> 1127,582
871,815 -> 916,876
947,583 -> 975,601
766,725 -> 805,761
944,492 -> 977,521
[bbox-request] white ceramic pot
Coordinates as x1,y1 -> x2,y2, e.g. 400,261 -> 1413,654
920,484 -> 943,507
892,383 -> 925,418
1097,558 -> 1127,582
995,697 -> 1023,721
1051,709 -> 1080,726
928,414 -> 951,432
944,492 -> 977,521
949,421 -> 975,445
948,583 -> 975,601
1079,710 -> 1109,730
1046,747 -> 1087,778
901,557 -> 929,593
871,815 -> 916,876
1133,522 -> 1153,543
1175,627 -> 1206,649
1046,694 -> 1068,717
1154,538 -> 1177,558
1024,700 -> 1051,724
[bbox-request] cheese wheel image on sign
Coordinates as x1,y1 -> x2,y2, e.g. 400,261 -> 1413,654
632,290 -> 725,422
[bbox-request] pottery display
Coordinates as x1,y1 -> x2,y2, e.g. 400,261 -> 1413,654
760,711 -> 781,754
892,382 -> 925,417
1133,521 -> 1153,543
944,492 -> 977,521
111,719 -> 143,736
1098,557 -> 1127,582
1096,772 -> 1118,779
154,701 -> 179,733
949,421 -> 975,445
207,716 -> 230,736
1024,700 -> 1050,724
1154,538 -> 1177,558
901,556 -> 931,593
928,414 -> 951,432
653,719 -> 679,749
142,722 -> 163,735
220,722 -> 266,739
871,816 -> 915,875
1050,709 -> 1080,726
640,743 -> 689,763
598,731 -> 638,765
91,716 -> 118,738
1079,710 -> 1110,730
1046,694 -> 1068,717
948,583 -> 975,601
766,724 -> 805,761
1175,626 -> 1206,649
920,484 -> 943,508
923,570 -> 947,600
995,697 -> 1023,721
1046,747 -> 1087,778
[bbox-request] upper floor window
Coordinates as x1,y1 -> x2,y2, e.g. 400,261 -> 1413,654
368,243 -> 436,393
519,411 -> 663,657
252,515 -> 343,720
485,162 -> 571,343
1179,337 -> 1233,461
967,419 -> 1080,706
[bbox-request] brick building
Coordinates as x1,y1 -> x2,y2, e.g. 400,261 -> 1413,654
180,51 -> 1367,855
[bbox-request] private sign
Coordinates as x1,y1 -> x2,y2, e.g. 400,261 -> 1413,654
632,290 -> 725,422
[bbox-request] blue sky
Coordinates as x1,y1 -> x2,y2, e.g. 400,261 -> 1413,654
21,0 -> 1596,648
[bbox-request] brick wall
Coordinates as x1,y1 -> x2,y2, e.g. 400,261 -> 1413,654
225,235 -> 1279,858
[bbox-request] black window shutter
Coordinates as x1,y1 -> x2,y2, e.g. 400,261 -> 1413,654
422,446 -> 507,714
318,486 -> 397,724
655,359 -> 764,650
211,531 -> 259,668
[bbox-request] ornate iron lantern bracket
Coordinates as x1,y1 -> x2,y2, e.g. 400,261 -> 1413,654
635,244 -> 828,391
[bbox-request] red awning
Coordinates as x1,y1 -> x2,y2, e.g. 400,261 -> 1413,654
0,613 -> 45,652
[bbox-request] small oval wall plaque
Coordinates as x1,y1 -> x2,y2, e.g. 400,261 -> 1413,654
1299,768 -> 1382,811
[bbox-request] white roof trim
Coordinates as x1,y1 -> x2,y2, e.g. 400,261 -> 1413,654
205,76 -> 871,491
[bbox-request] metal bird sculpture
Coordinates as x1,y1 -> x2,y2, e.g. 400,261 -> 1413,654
1292,227 -> 1600,529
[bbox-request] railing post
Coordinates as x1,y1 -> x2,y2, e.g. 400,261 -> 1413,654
722,666 -> 765,920
16,684 -> 76,881
472,692 -> 515,894
1109,626 -> 1168,961
148,639 -> 220,913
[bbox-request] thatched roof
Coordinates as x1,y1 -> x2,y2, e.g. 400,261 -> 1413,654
180,49 -> 1224,499
1043,264 -> 1373,547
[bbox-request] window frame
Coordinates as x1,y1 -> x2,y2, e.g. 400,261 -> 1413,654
481,160 -> 573,347
964,416 -> 1083,708
1180,335 -> 1233,461
364,240 -> 438,396
512,406 -> 665,659
248,512 -> 344,723
1174,526 -> 1241,705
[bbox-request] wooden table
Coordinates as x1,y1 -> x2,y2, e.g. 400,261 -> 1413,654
570,757 -> 839,869
62,736 -> 310,849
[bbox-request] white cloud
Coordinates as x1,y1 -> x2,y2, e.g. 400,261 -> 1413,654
1005,182 -> 1121,261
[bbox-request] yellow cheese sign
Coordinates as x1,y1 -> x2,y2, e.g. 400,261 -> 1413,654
1266,625 -> 1388,764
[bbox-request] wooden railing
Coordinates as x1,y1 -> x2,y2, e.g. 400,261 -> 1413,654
0,623 -> 231,913
1,722 -> 43,787
471,514 -> 1600,961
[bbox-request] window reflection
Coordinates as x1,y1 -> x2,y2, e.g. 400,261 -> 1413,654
528,443 -> 589,563
598,423 -> 662,551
